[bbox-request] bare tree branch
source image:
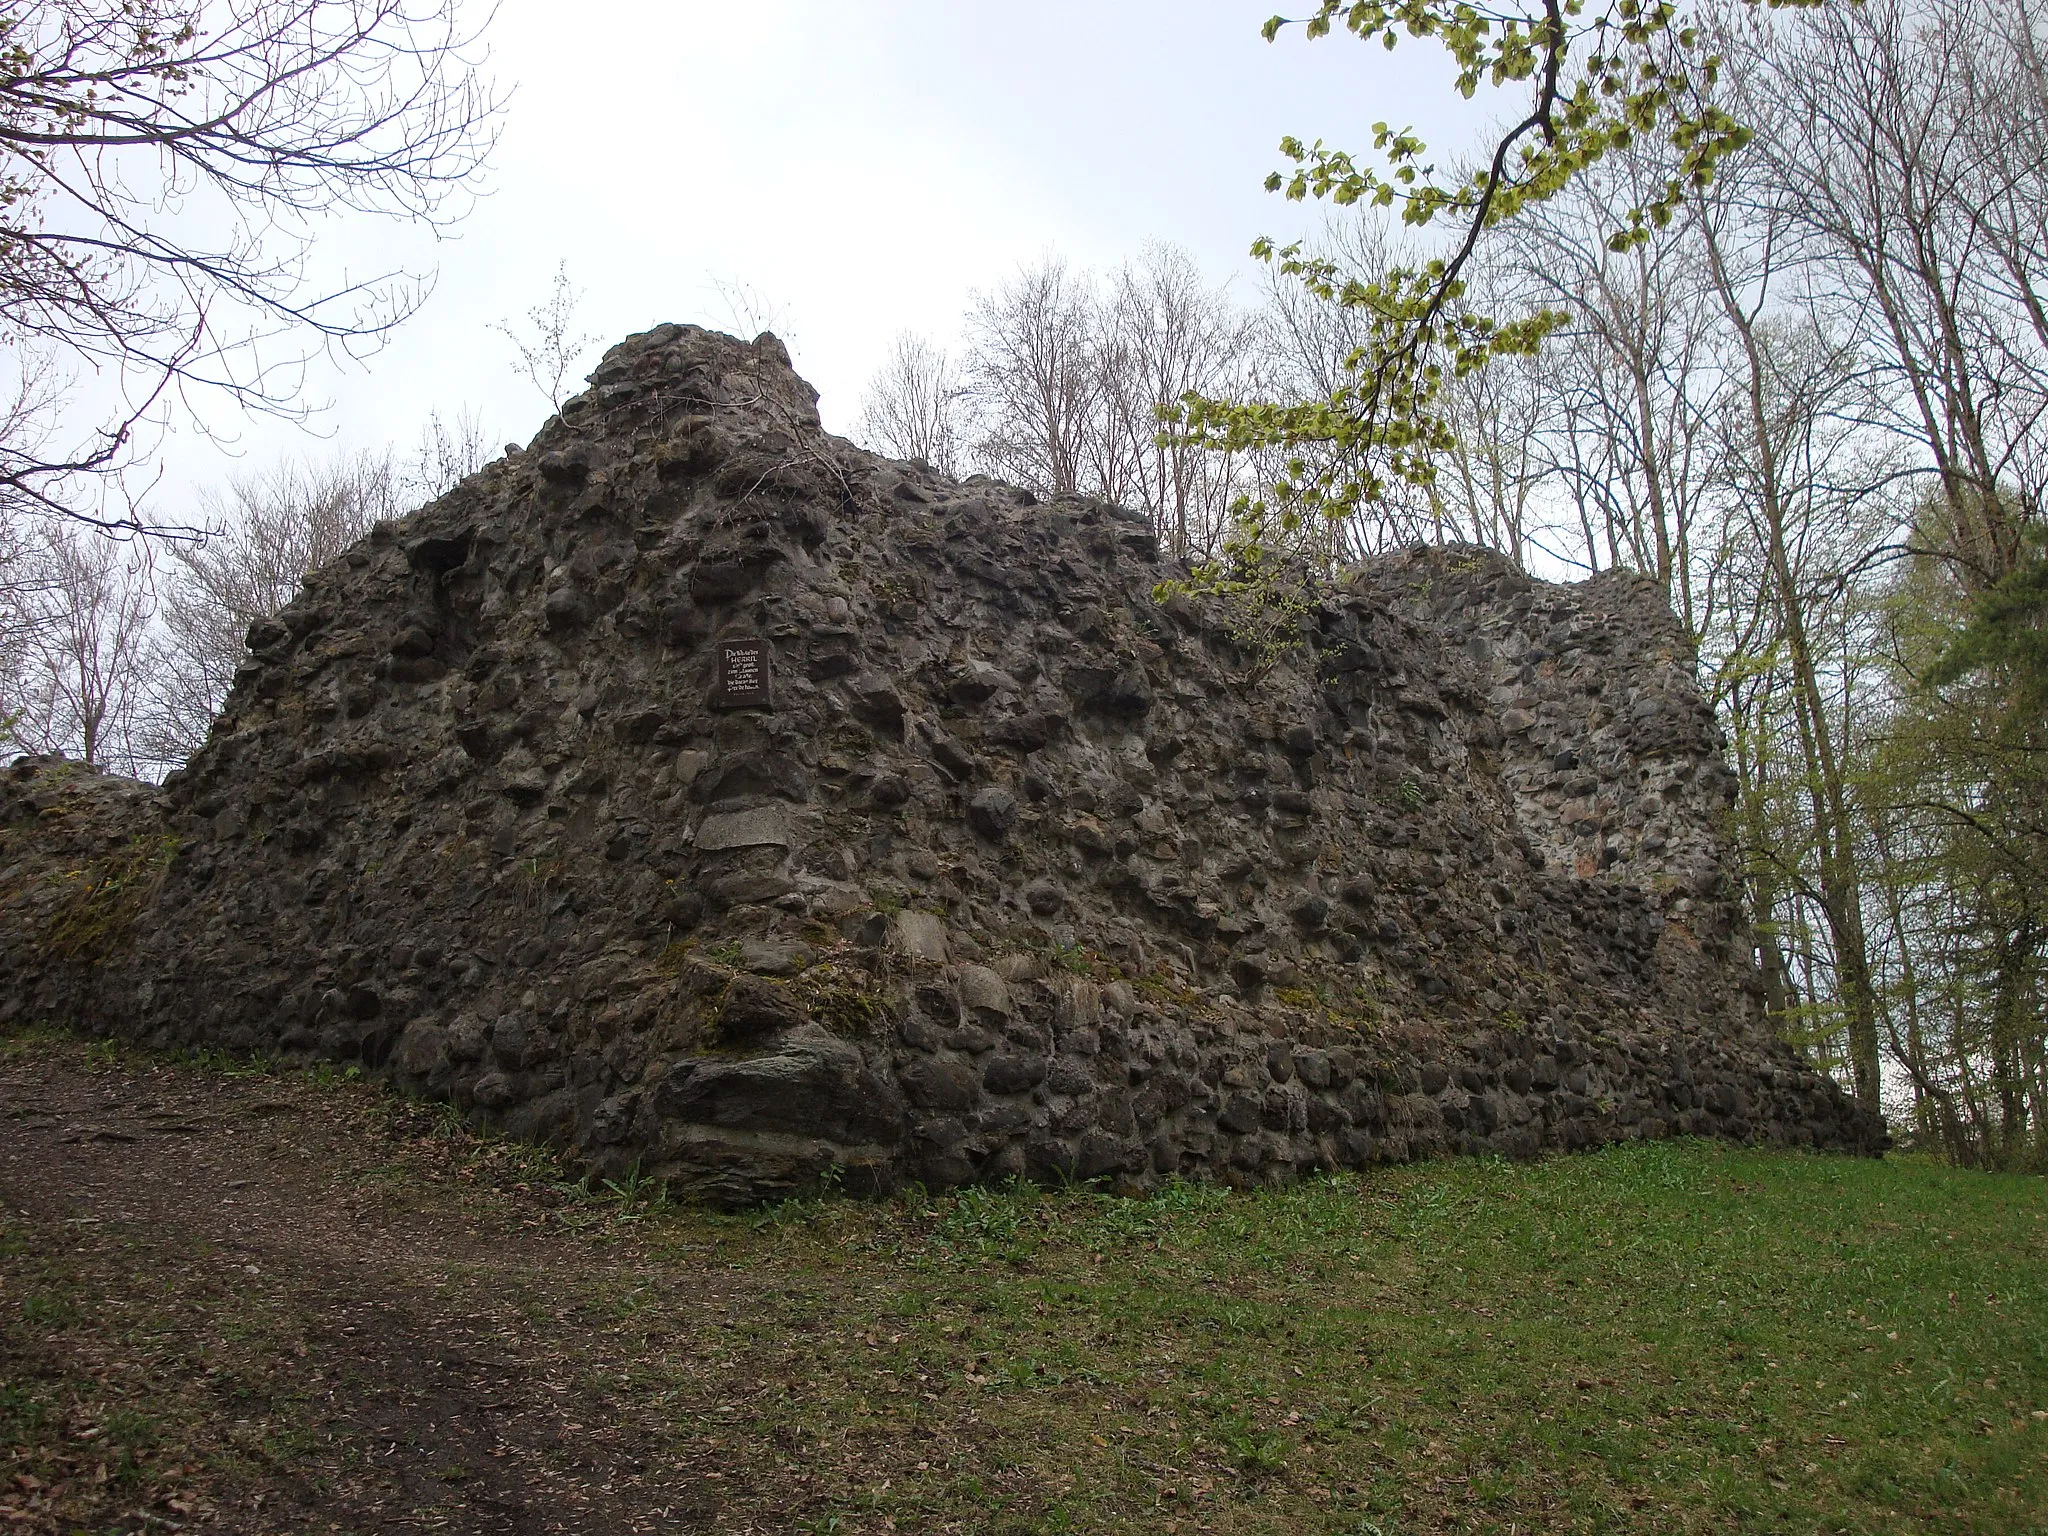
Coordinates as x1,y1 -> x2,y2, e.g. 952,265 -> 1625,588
1,0 -> 502,531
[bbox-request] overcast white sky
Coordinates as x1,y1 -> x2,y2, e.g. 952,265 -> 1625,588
150,1 -> 1485,512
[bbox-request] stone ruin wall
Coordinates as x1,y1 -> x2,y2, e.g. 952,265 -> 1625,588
0,325 -> 1886,1203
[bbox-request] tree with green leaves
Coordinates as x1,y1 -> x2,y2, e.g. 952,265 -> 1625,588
1174,0 -> 1767,537
1864,519 -> 2048,1166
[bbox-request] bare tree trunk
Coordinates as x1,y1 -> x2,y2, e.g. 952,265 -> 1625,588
1729,675 -> 1799,1026
1703,214 -> 1885,1106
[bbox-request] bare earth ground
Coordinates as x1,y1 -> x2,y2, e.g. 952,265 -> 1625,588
0,1045 -> 731,1535
5,1035 -> 2046,1536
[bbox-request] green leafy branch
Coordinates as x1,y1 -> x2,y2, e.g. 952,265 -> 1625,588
1170,0 -> 1817,540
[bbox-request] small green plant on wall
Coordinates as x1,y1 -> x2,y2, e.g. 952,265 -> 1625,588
43,833 -> 179,963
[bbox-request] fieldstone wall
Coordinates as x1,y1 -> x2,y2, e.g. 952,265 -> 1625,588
0,324 -> 1885,1203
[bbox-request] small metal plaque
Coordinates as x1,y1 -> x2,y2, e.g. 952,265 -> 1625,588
715,638 -> 773,710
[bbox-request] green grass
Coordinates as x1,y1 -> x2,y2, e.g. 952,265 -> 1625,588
3,1026 -> 2044,1533
649,1141 -> 2048,1534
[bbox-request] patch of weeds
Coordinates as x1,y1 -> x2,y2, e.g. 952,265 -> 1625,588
0,1381 -> 54,1438
100,1406 -> 161,1452
995,1354 -> 1070,1390
936,1180 -> 1042,1259
518,854 -> 567,885
795,963 -> 891,1036
1132,967 -> 1201,1008
752,1162 -> 848,1230
599,1162 -> 671,1219
1327,982 -> 1386,1034
20,1291 -> 79,1329
1050,941 -> 1099,976
42,833 -> 179,962
868,887 -> 905,916
172,1044 -> 279,1078
427,1098 -> 473,1140
0,1020 -> 76,1057
871,572 -> 924,621
1216,1410 -> 1289,1476
303,1060 -> 364,1087
470,1133 -> 571,1188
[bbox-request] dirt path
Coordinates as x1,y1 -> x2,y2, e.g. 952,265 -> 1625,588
1,1046 -> 727,1535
